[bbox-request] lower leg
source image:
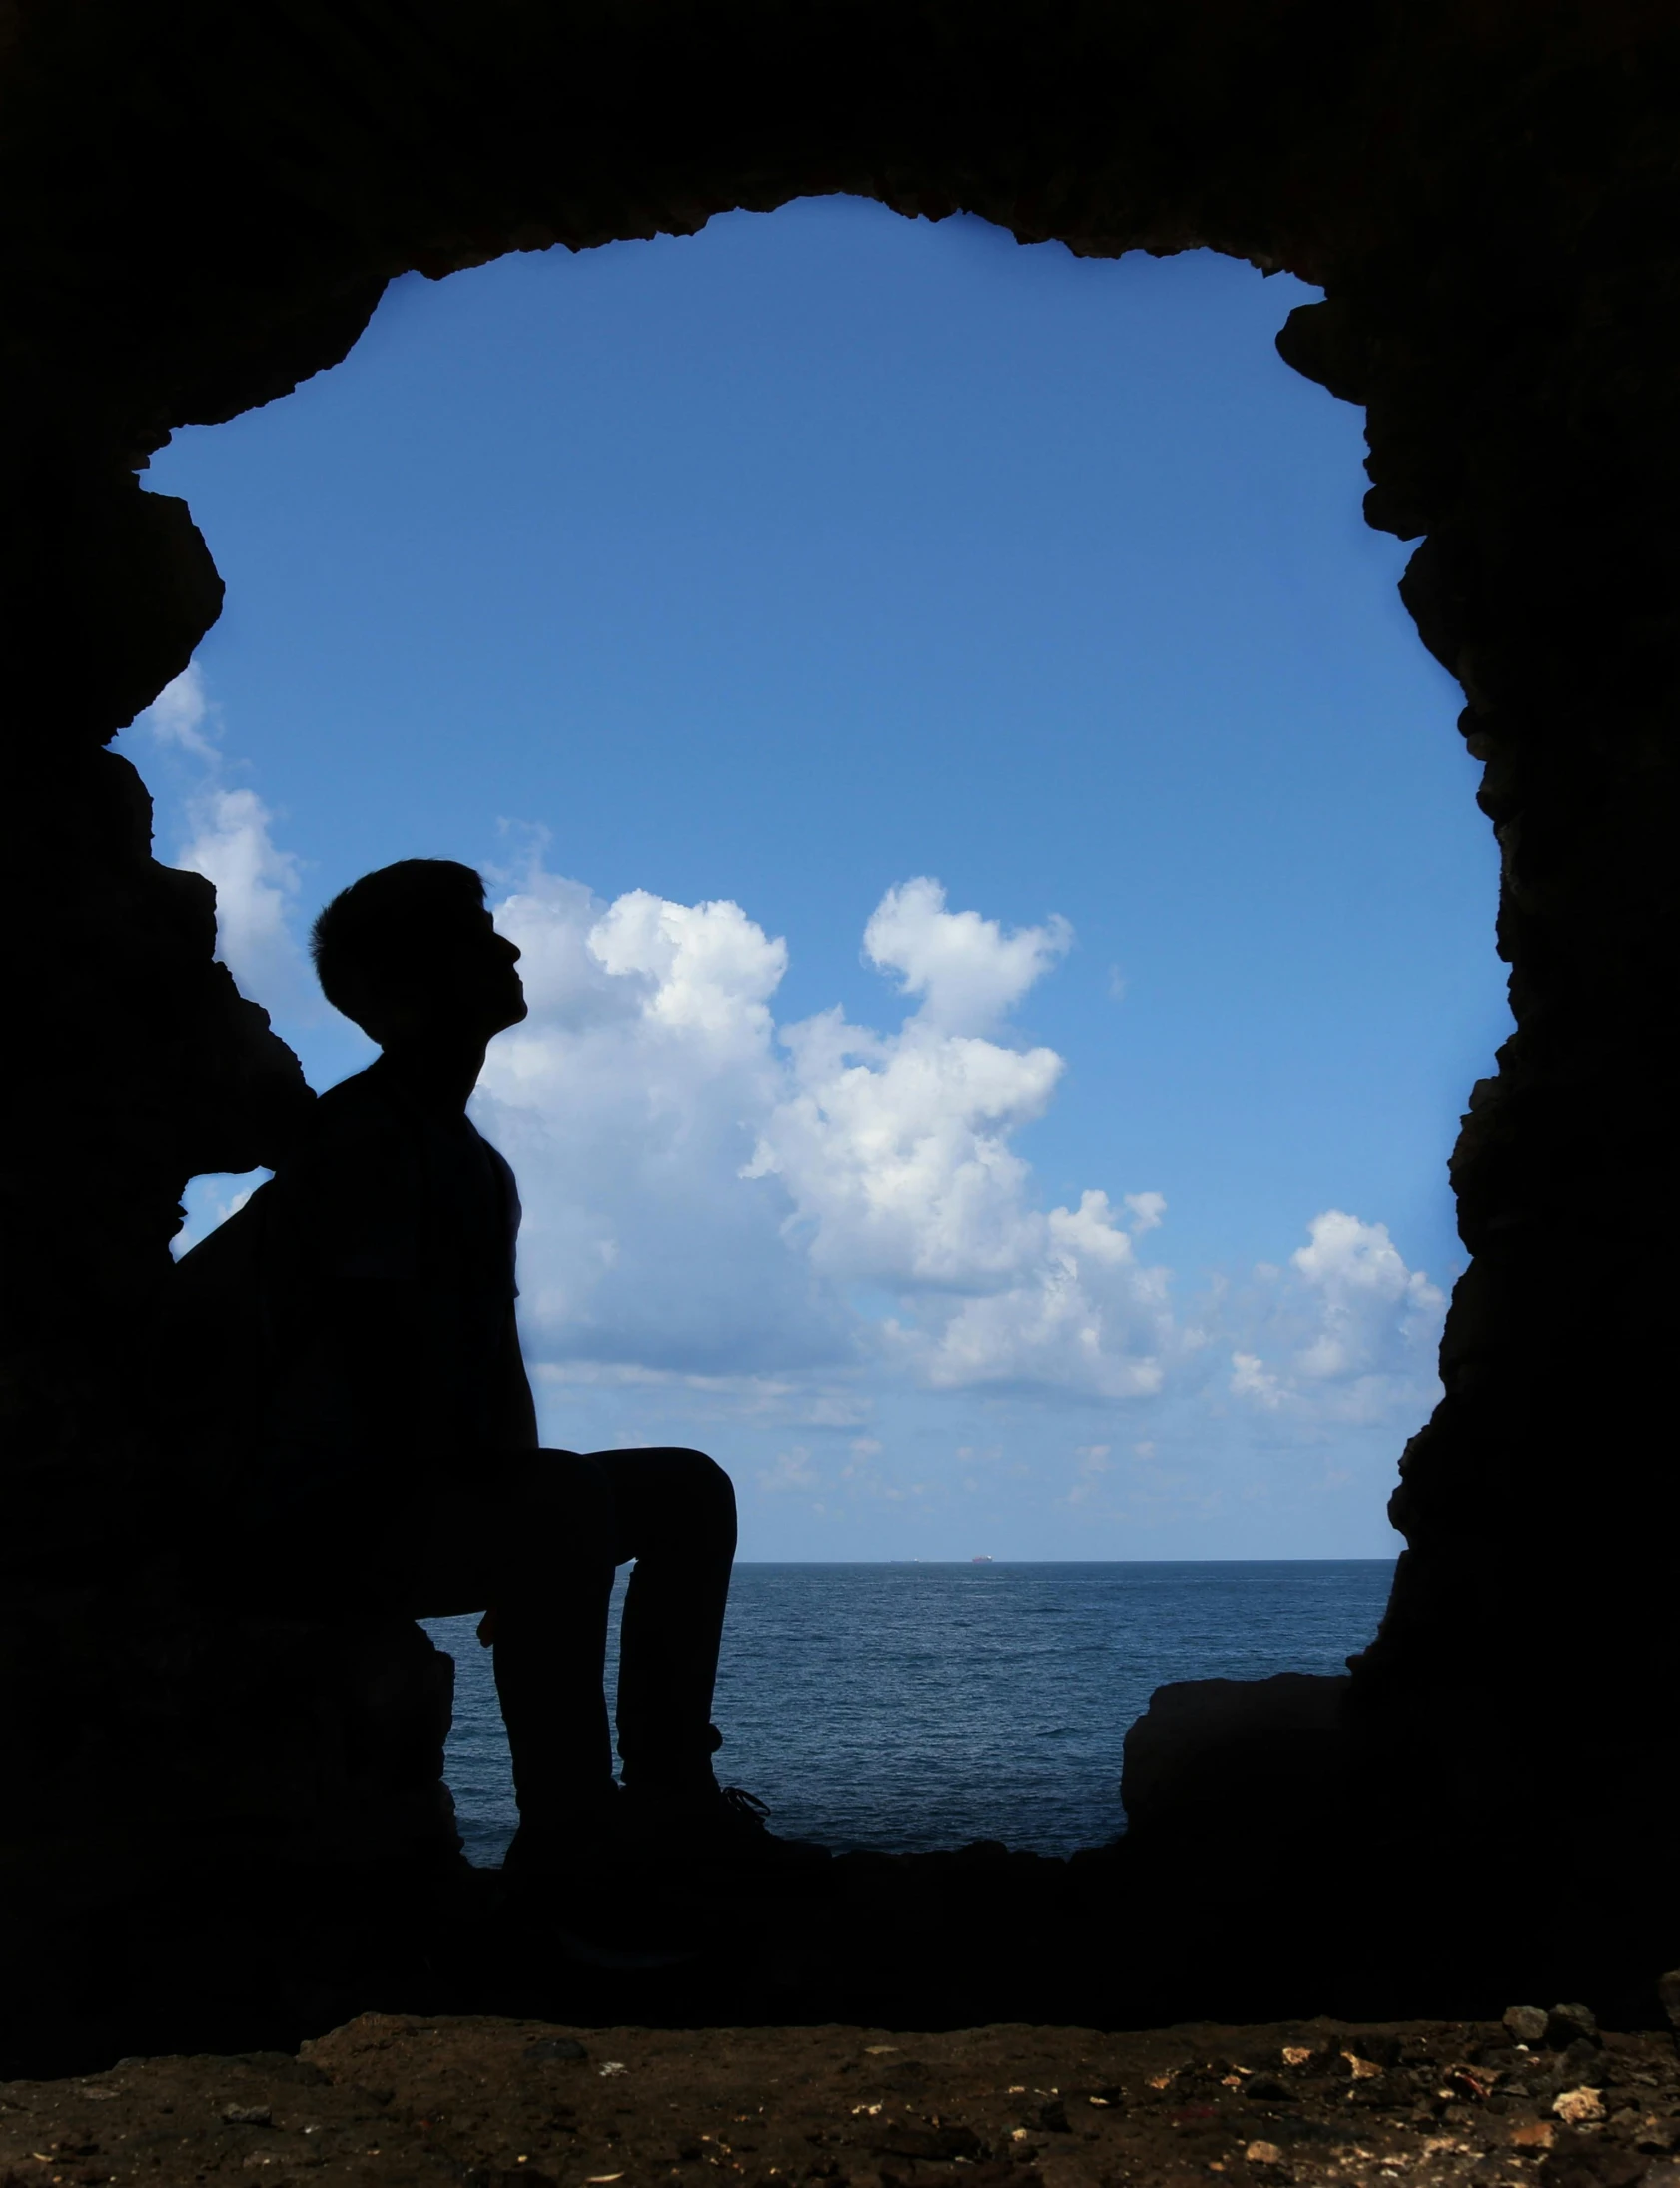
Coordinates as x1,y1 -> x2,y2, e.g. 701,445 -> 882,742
486,1453 -> 619,1827
597,1447 -> 736,1794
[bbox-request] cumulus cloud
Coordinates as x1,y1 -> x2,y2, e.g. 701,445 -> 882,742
738,877 -> 1179,1400
136,668 -> 315,1013
892,1191 -> 1179,1398
477,851 -> 1185,1403
1226,1210 -> 1445,1423
744,1009 -> 1065,1288
474,851 -> 1449,1436
863,877 -> 1071,1033
145,662 -> 220,760
1288,1210 -> 1445,1379
1230,1351 -> 1283,1408
177,785 -> 311,1009
476,864 -> 836,1378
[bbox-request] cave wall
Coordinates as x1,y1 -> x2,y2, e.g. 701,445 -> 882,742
2,0 -> 1677,2007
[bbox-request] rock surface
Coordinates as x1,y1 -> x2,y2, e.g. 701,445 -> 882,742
5,2010 -> 1680,2188
1120,1676 -> 1350,1852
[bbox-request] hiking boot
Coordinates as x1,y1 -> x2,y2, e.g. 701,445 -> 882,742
500,1796 -> 708,1967
504,1873 -> 705,1970
501,1786 -> 621,1879
619,1779 -> 829,1867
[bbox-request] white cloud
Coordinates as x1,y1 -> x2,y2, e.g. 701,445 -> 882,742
478,850 -> 1184,1406
177,785 -> 311,1010
589,888 -> 787,1048
1226,1210 -> 1445,1423
1230,1351 -> 1282,1407
145,663 -> 220,760
136,666 -> 316,1013
477,852 -> 1447,1441
863,877 -> 1071,1033
1288,1209 -> 1445,1379
745,1010 -> 1065,1288
894,1190 -> 1177,1398
477,864 -> 837,1378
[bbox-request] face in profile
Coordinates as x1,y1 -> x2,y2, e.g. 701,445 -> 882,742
428,906 -> 527,1043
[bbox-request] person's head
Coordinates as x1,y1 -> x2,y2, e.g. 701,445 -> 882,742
310,859 -> 525,1050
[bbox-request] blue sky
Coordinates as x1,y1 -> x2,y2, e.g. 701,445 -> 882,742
123,196 -> 1506,1559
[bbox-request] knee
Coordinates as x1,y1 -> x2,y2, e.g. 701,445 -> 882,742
669,1448 -> 737,1544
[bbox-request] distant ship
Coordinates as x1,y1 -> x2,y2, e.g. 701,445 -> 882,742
971,1554 -> 993,1564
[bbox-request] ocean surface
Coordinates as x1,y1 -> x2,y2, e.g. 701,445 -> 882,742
422,1558 -> 1394,1866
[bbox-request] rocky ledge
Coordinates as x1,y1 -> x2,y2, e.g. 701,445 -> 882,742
4,2005 -> 1679,2188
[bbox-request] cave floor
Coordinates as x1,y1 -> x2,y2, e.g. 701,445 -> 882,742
3,2011 -> 1677,2188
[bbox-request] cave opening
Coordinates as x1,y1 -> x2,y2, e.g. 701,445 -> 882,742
125,197 -> 1499,1865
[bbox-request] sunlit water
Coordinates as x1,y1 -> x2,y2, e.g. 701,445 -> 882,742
423,1558 -> 1393,1866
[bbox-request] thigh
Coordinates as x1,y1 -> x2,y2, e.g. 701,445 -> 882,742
591,1446 -> 736,1567
412,1448 -> 621,1614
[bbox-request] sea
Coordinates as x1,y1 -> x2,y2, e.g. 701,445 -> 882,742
422,1558 -> 1394,1866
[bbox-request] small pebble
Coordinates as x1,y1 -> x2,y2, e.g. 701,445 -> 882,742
1548,2004 -> 1600,2048
1553,2088 -> 1606,2125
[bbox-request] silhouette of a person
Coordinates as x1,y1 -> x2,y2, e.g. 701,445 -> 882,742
168,858 -> 794,1873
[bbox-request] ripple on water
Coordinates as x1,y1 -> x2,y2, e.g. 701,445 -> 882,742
423,1558 -> 1394,1867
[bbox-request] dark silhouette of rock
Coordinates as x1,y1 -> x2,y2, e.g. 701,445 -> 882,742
1121,1674 -> 1351,1852
2,0 -> 1678,2065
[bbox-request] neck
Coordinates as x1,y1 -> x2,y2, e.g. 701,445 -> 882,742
376,1034 -> 488,1116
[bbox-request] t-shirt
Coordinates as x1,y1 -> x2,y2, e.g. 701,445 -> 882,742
163,1059 -> 522,1499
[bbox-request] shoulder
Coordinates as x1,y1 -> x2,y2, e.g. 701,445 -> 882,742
251,1067 -> 420,1270
275,1066 -> 415,1183
302,1064 -> 405,1143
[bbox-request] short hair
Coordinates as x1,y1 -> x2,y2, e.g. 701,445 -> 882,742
310,859 -> 486,1030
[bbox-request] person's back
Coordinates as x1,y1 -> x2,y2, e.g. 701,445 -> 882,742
173,1058 -> 523,1496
